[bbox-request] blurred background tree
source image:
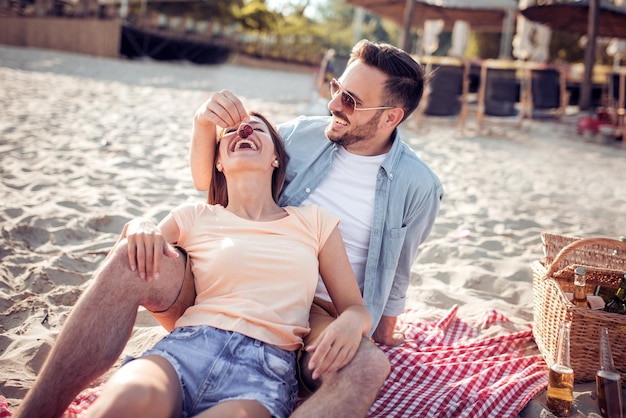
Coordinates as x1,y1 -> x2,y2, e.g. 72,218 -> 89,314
6,0 -> 609,68
133,0 -> 399,65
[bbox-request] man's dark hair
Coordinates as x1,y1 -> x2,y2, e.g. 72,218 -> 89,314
348,39 -> 425,123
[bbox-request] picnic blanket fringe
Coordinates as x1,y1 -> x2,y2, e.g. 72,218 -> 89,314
0,306 -> 548,418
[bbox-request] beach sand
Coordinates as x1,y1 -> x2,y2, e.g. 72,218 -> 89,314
1,44 -> 625,413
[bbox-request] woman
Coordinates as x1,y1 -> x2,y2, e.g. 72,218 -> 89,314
84,111 -> 371,418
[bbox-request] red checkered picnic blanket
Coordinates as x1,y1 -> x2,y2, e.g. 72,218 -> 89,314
0,306 -> 548,417
0,399 -> 10,418
368,306 -> 549,417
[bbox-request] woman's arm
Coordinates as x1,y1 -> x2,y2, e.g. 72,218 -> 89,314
306,226 -> 372,379
189,90 -> 249,191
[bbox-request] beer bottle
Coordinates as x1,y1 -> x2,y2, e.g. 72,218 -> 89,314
547,322 -> 574,417
596,327 -> 624,418
572,267 -> 589,308
604,274 -> 626,315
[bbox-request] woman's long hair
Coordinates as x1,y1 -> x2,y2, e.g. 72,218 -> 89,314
208,111 -> 289,206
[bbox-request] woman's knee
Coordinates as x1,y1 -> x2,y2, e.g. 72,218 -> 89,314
90,375 -> 170,417
90,357 -> 180,417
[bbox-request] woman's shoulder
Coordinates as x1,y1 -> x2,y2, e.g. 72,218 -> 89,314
173,201 -> 222,216
285,205 -> 338,224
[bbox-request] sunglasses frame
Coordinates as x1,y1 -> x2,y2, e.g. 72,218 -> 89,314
329,78 -> 394,115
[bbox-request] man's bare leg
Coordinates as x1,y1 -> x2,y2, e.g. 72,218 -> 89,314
14,239 -> 186,418
291,338 -> 390,418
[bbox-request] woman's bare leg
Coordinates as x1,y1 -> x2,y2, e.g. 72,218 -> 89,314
85,355 -> 182,418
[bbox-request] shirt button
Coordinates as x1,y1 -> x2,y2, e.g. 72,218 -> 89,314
389,173 -> 393,179
305,188 -> 311,193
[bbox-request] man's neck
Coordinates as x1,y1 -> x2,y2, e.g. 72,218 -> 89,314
343,131 -> 395,156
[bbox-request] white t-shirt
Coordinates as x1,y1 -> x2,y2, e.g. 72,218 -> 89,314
301,146 -> 386,301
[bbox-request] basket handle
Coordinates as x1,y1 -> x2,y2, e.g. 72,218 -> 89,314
545,237 -> 626,277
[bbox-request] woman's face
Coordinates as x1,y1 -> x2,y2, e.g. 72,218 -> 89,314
216,116 -> 277,175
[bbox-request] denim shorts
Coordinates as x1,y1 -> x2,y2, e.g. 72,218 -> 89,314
138,325 -> 298,418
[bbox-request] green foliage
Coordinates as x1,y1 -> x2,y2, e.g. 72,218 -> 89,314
468,33 -> 502,59
150,0 -> 239,22
550,31 -> 584,64
235,0 -> 277,32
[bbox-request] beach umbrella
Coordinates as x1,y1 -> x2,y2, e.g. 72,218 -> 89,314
347,0 -> 517,32
521,0 -> 626,109
520,0 -> 626,39
347,0 -> 518,55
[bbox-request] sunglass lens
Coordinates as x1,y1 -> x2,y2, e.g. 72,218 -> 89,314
330,79 -> 339,97
329,79 -> 355,114
341,91 -> 355,113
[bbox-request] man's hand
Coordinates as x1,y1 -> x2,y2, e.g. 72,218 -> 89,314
372,315 -> 405,346
194,90 -> 249,131
124,218 -> 178,281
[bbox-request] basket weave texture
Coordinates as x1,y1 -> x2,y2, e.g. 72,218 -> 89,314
532,233 -> 626,382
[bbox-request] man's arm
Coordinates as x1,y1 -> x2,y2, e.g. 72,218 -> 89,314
372,315 -> 404,346
189,90 -> 249,191
376,182 -> 443,345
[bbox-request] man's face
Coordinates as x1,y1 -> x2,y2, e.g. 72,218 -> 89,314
324,61 -> 390,151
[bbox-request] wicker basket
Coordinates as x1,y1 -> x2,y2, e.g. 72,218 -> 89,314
532,233 -> 626,382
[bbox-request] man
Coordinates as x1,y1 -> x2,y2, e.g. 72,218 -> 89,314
16,39 -> 442,418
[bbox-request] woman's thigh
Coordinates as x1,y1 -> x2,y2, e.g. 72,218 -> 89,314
192,399 -> 271,418
144,326 -> 298,418
86,355 -> 182,418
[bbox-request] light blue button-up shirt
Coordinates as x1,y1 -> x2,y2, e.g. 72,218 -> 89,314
278,115 -> 443,336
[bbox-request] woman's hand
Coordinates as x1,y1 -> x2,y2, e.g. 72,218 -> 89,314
123,218 -> 178,281
305,309 -> 366,380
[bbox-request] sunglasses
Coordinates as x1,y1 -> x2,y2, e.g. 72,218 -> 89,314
329,79 -> 394,115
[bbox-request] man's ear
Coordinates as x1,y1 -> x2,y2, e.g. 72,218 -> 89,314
384,107 -> 405,129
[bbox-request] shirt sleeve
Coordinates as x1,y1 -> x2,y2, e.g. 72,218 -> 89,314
384,180 -> 443,317
315,205 -> 340,253
292,205 -> 340,254
170,202 -> 207,248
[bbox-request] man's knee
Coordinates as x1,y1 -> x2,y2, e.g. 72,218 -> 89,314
299,338 -> 390,394
352,339 -> 391,384
94,239 -> 186,313
92,239 -> 143,293
149,248 -> 195,331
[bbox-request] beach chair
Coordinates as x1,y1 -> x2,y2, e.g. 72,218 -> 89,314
606,68 -> 626,148
413,56 -> 470,131
475,59 -> 525,131
520,63 -> 568,123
